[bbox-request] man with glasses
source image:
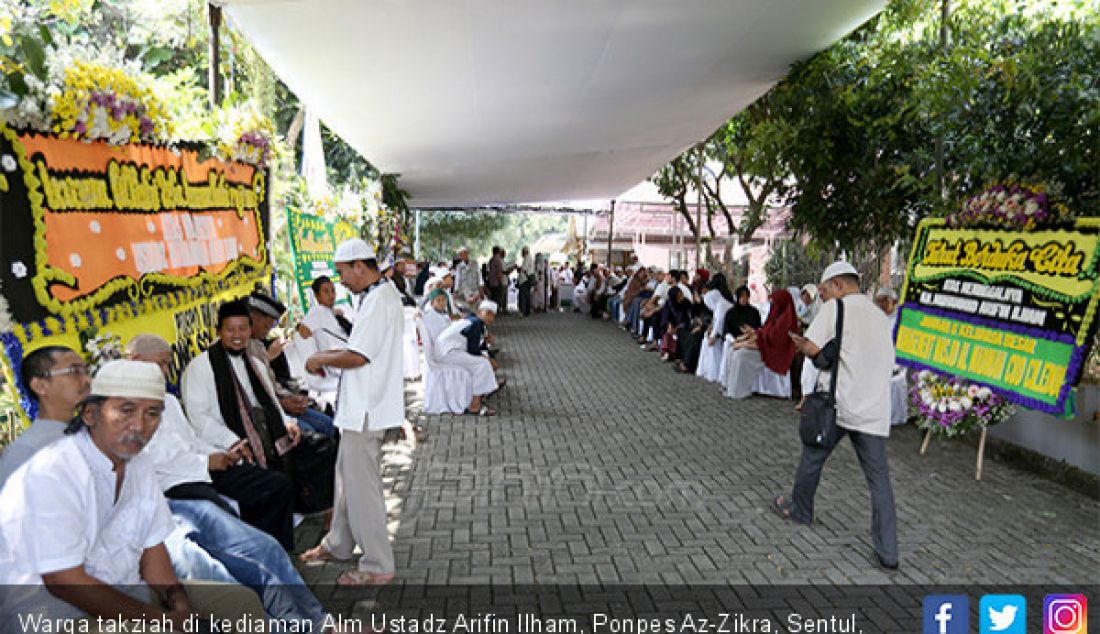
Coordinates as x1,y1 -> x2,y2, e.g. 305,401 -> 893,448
0,346 -> 90,485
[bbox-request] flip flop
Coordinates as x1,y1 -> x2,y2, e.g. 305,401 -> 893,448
467,405 -> 497,417
299,544 -> 342,563
772,496 -> 812,525
336,570 -> 395,586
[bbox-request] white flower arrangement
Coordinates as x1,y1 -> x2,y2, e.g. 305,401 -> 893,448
83,331 -> 123,375
910,370 -> 1014,437
0,293 -> 13,334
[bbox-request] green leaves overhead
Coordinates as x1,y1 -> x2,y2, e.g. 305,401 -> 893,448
650,0 -> 1099,257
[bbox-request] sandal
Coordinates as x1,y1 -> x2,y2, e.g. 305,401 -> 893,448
772,496 -> 810,525
299,544 -> 342,563
467,405 -> 497,417
336,570 -> 395,586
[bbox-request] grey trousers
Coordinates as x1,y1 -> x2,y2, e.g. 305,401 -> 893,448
790,428 -> 899,566
322,428 -> 394,574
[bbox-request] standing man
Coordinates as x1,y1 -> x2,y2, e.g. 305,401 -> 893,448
299,239 -> 404,586
488,246 -> 506,316
517,246 -> 535,316
454,247 -> 483,314
775,261 -> 899,570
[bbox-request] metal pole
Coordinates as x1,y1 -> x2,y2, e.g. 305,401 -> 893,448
207,3 -> 222,108
583,213 -> 588,263
695,145 -> 704,270
414,209 -> 421,260
607,200 -> 616,266
934,0 -> 950,201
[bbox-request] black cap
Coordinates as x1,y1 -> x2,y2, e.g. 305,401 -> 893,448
248,291 -> 286,319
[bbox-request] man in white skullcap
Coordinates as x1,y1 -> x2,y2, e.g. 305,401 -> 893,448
0,360 -> 261,630
437,298 -> 506,389
299,239 -> 404,586
776,261 -> 899,571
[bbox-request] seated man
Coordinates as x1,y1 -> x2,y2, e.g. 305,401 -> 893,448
297,275 -> 353,402
182,300 -> 335,518
249,291 -> 336,438
0,346 -> 90,486
128,334 -> 327,627
441,300 -> 507,378
723,289 -> 798,399
422,290 -> 498,416
0,360 -> 261,630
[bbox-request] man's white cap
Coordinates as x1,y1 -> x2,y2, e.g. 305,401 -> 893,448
478,300 -> 499,314
820,261 -> 860,284
91,360 -> 165,401
334,239 -> 374,263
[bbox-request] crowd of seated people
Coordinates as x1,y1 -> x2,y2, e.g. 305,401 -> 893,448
0,252 -> 466,627
0,324 -> 346,629
414,249 -> 508,417
594,260 -> 903,408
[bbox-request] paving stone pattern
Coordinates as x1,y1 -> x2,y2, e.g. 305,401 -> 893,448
296,312 -> 1100,593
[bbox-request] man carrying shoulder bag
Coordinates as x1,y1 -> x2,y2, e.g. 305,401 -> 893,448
772,261 -> 900,571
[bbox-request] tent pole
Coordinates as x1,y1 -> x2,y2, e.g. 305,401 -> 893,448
208,3 -> 222,108
607,199 -> 616,266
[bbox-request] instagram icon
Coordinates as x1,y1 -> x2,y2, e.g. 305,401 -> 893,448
1045,594 -> 1088,634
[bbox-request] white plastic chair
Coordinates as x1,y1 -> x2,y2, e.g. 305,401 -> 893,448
417,320 -> 474,414
753,368 -> 791,398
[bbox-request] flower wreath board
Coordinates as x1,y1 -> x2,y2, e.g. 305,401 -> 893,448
895,186 -> 1100,477
0,125 -> 271,422
286,206 -> 357,310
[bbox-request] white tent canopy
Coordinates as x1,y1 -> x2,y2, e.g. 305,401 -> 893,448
219,0 -> 884,207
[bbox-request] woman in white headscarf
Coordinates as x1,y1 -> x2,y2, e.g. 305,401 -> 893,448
696,274 -> 734,382
796,283 -> 825,410
798,283 -> 822,329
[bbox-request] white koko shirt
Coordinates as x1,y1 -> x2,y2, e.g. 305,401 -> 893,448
180,348 -> 294,450
334,281 -> 406,432
0,431 -> 175,621
142,394 -> 219,491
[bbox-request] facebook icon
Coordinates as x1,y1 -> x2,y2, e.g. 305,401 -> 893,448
924,595 -> 970,634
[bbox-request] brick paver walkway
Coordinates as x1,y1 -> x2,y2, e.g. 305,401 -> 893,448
297,312 -> 1100,592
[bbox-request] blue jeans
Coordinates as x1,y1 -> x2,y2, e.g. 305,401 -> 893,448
296,407 -> 335,437
608,297 -> 622,322
167,499 -> 326,626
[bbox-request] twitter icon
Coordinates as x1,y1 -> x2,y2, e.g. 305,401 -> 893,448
981,595 -> 1026,634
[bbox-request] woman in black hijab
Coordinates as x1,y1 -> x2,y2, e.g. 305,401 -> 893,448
724,285 -> 761,339
674,273 -> 732,373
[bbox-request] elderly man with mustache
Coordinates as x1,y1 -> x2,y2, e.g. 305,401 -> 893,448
0,360 -> 261,631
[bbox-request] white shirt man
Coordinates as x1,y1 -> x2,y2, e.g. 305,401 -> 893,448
300,303 -> 348,395
299,239 -> 404,585
181,345 -> 296,451
0,360 -> 261,627
0,431 -> 176,622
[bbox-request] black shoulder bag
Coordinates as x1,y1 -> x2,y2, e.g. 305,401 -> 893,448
798,299 -> 845,449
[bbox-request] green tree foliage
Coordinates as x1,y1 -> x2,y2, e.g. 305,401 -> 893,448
651,0 -> 1099,256
764,239 -> 834,291
414,212 -> 571,265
